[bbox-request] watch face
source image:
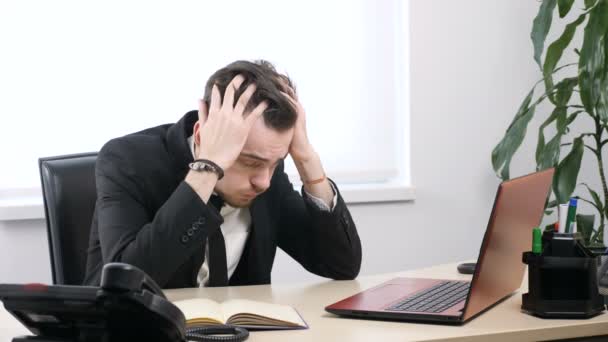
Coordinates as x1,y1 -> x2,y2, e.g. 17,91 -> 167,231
188,160 -> 223,180
190,161 -> 209,172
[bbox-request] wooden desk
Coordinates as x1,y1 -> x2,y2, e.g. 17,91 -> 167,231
2,261 -> 607,341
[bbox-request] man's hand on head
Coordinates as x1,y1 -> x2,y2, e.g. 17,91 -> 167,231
196,74 -> 268,171
279,83 -> 315,163
280,86 -> 334,206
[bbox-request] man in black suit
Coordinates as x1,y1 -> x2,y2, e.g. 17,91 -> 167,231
84,60 -> 361,289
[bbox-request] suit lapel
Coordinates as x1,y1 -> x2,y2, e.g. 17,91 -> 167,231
166,110 -> 198,184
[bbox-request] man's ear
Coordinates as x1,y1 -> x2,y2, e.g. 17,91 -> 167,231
193,121 -> 201,145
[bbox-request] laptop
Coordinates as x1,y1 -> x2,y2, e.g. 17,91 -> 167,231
326,168 -> 555,324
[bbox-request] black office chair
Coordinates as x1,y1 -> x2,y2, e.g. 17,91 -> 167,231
39,152 -> 98,285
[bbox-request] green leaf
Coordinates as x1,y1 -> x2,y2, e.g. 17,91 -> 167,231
599,80 -> 608,123
578,0 -> 608,118
558,0 -> 575,17
535,85 -> 579,171
539,132 -> 565,170
544,16 -> 585,82
534,79 -> 576,169
552,137 -> 584,203
543,15 -> 585,100
508,89 -> 535,128
532,0 -> 558,69
585,0 -> 598,9
577,214 -> 596,245
565,110 -> 584,126
536,128 -> 546,167
536,107 -> 567,169
554,77 -> 579,106
492,90 -> 536,180
580,183 -> 604,211
593,224 -> 605,245
597,30 -> 608,123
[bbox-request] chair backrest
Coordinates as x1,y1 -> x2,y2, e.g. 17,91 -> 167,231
39,152 -> 97,285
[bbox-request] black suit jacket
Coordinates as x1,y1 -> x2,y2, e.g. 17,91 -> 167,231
83,110 -> 362,289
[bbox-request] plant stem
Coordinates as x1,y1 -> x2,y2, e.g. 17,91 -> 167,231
593,117 -> 608,241
584,144 -> 598,154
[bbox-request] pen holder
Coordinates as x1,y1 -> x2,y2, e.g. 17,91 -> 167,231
521,231 -> 605,318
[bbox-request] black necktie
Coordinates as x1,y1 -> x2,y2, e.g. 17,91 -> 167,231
207,195 -> 228,287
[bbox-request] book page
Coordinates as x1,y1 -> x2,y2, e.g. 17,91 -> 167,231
221,299 -> 305,327
172,298 -> 225,325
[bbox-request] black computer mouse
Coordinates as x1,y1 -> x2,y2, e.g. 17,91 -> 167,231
457,262 -> 476,275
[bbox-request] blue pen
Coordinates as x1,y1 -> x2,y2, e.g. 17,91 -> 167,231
565,198 -> 578,234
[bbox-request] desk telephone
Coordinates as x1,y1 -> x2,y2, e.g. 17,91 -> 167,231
0,263 -> 248,342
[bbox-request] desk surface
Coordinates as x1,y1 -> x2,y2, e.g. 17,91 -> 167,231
1,261 -> 607,341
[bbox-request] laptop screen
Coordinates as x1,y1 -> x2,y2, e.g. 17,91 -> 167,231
462,168 -> 554,321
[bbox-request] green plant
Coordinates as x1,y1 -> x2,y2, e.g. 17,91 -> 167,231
492,0 -> 608,247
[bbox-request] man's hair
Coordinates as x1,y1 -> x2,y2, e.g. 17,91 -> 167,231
203,60 -> 297,131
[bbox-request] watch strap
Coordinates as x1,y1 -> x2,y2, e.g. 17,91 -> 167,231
189,159 -> 225,180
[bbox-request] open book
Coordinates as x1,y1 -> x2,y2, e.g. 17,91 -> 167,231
172,298 -> 308,330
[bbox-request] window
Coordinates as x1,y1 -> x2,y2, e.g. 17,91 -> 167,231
0,0 -> 412,219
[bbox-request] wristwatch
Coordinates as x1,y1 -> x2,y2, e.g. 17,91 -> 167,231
188,159 -> 224,180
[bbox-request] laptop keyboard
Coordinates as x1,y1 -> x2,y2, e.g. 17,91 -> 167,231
387,280 -> 470,313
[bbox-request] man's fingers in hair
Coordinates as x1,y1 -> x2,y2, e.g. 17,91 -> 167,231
234,83 -> 257,116
280,90 -> 295,103
222,74 -> 245,111
276,75 -> 297,99
210,84 -> 221,113
280,91 -> 300,112
245,100 -> 268,127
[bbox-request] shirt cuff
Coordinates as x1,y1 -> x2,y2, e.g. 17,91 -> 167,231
303,182 -> 338,212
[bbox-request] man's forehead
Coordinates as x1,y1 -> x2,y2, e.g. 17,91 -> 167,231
240,151 -> 289,162
241,118 -> 293,162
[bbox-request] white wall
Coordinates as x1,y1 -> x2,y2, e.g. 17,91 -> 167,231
0,0 -> 599,284
0,0 -> 403,189
275,0 -> 600,282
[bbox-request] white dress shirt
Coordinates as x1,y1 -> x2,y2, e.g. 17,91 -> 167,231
187,136 -> 336,286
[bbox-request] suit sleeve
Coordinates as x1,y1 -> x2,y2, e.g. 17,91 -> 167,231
275,163 -> 362,280
95,140 -> 223,287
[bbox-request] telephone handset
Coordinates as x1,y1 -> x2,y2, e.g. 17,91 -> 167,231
0,263 -> 248,342
100,262 -> 166,299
